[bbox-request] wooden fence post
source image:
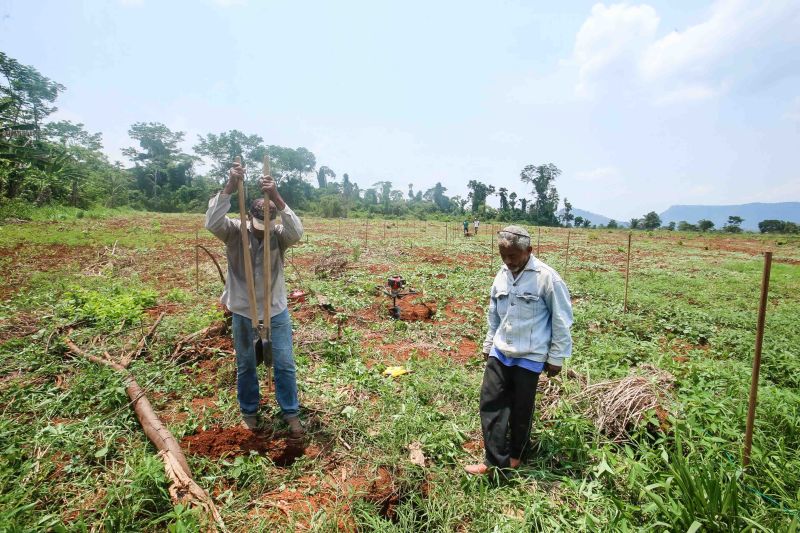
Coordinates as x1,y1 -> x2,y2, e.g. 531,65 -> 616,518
489,227 -> 494,275
743,251 -> 773,467
194,228 -> 199,293
623,233 -> 632,312
537,226 -> 541,256
563,230 -> 571,279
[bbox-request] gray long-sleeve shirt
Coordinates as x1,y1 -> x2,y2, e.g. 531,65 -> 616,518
204,192 -> 303,321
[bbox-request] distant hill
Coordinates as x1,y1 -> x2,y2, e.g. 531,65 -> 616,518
559,208 -> 621,227
659,202 -> 800,231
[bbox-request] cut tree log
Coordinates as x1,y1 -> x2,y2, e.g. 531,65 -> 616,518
64,336 -> 226,531
65,338 -> 192,476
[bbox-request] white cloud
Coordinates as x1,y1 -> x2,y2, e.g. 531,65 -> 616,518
573,3 -> 659,99
571,1 -> 800,104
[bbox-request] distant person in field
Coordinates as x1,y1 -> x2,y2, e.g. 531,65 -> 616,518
466,225 -> 573,476
205,160 -> 305,437
473,218 -> 480,235
463,219 -> 469,236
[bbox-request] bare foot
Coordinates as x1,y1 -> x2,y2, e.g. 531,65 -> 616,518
509,457 -> 521,468
464,463 -> 490,475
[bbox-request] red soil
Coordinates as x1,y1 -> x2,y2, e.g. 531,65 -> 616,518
394,296 -> 436,321
181,426 -> 312,466
454,338 -> 479,363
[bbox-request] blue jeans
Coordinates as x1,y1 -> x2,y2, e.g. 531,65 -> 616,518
231,309 -> 299,418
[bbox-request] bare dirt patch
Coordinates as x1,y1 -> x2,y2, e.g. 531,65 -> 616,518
181,426 -> 312,466
251,465 -> 404,530
453,338 -> 480,363
394,297 -> 436,321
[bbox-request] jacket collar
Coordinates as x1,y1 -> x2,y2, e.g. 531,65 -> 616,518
500,254 -> 541,274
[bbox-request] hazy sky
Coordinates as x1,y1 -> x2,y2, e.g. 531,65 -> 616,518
2,0 -> 799,219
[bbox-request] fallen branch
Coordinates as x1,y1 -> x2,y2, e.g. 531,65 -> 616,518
160,449 -> 226,531
170,320 -> 228,359
120,311 -> 165,368
65,337 -> 191,474
64,336 -> 225,530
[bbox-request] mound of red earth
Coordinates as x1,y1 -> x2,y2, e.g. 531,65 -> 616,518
393,297 -> 436,321
181,426 -> 314,466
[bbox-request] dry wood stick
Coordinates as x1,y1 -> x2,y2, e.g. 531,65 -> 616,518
170,321 -> 227,359
196,244 -> 226,285
563,230 -> 571,280
743,251 -> 773,468
120,311 -> 166,368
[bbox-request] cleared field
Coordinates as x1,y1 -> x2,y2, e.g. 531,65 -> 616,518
1,213 -> 798,531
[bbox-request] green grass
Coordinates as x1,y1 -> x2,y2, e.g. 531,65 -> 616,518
0,215 -> 798,531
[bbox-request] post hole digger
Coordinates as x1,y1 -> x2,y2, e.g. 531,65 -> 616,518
234,155 -> 273,384
205,153 -> 305,436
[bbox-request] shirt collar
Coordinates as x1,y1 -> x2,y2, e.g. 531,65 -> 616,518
500,254 -> 541,274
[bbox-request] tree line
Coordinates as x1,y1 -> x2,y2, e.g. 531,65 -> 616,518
0,52 -> 576,225
1,52 -> 797,233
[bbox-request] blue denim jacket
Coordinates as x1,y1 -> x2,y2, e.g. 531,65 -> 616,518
482,255 -> 573,367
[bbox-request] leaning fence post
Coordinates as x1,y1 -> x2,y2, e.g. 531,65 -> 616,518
623,232 -> 632,312
743,251 -> 773,468
563,230 -> 571,279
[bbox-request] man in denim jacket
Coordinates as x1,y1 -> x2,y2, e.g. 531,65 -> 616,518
205,160 -> 304,436
466,225 -> 573,475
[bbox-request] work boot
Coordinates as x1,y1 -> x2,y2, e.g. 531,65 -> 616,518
241,414 -> 260,431
285,415 -> 304,440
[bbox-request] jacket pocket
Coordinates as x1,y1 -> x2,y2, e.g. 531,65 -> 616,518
515,292 -> 539,350
517,292 -> 539,306
494,287 -> 510,318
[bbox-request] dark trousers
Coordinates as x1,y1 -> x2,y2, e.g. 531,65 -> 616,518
480,357 -> 540,468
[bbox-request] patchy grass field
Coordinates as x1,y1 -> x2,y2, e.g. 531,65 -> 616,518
1,213 -> 799,531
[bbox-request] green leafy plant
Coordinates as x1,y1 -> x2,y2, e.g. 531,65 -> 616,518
59,284 -> 157,329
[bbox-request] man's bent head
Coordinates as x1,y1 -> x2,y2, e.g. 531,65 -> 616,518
497,225 -> 532,274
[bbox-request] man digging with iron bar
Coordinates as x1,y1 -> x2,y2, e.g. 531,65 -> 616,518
465,225 -> 573,476
205,159 -> 305,438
